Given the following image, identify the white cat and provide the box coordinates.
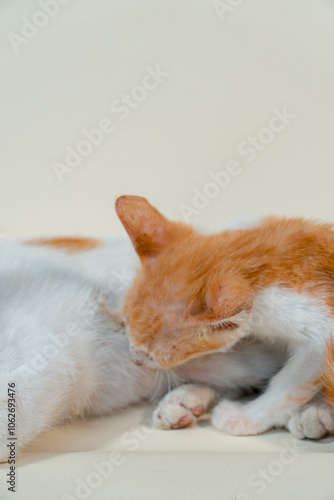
[0,233,332,462]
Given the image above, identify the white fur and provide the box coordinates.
[0,234,332,461]
[0,237,164,460]
[0,237,286,460]
[153,284,334,438]
[153,384,216,429]
[210,286,334,436]
[287,399,334,439]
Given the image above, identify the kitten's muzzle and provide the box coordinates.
[129,347,159,369]
[129,348,149,366]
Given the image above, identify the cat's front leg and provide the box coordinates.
[212,399,263,436]
[212,395,334,439]
[154,384,216,430]
[212,345,326,437]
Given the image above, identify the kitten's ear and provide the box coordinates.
[190,275,254,328]
[115,195,170,263]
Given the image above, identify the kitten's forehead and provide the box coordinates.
[153,299,187,324]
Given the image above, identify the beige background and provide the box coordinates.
[1,1,334,499]
[1,0,334,239]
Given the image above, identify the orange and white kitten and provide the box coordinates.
[116,195,334,438]
[0,233,288,460]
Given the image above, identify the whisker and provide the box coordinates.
[167,372,171,393]
[148,369,167,402]
[148,366,184,403]
[152,370,162,400]
[167,368,182,392]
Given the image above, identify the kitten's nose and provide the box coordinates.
[130,348,148,366]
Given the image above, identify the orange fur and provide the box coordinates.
[115,195,171,263]
[26,237,101,253]
[323,339,334,408]
[116,195,334,413]
[286,377,322,405]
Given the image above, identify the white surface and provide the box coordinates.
[1,404,334,500]
[1,1,334,499]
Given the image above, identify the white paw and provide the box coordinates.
[154,384,216,430]
[287,403,334,440]
[212,400,262,436]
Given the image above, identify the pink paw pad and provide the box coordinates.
[191,405,205,417]
[171,414,194,429]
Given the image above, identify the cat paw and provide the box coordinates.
[212,400,262,436]
[287,403,334,440]
[153,384,216,430]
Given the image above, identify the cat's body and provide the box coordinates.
[2,203,334,461]
[0,235,288,461]
[0,237,154,460]
[116,196,334,438]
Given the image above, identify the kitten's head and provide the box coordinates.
[116,196,254,369]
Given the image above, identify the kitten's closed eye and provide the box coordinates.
[210,321,239,331]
